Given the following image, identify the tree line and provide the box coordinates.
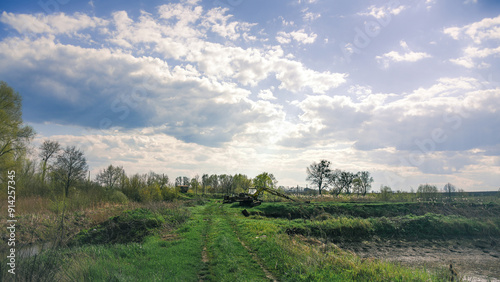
[306,159,374,196]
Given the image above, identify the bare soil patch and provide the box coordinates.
[338,238,500,281]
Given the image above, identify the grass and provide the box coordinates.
[202,204,270,281]
[251,201,500,219]
[4,198,497,281]
[224,204,444,281]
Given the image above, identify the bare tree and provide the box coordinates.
[39,140,61,183]
[443,183,456,201]
[417,184,438,201]
[53,146,88,197]
[306,160,331,195]
[96,164,125,189]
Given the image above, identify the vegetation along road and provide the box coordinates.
[7,197,498,281]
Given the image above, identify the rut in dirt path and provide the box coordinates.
[198,215,210,281]
[198,204,273,281]
[234,232,278,282]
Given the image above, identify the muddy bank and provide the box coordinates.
[338,238,500,281]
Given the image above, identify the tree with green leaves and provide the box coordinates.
[219,174,234,195]
[0,81,35,175]
[233,173,252,194]
[202,173,209,194]
[253,172,277,189]
[353,171,374,196]
[39,140,61,183]
[329,169,355,195]
[53,146,88,197]
[380,185,392,201]
[329,169,342,196]
[191,174,200,195]
[306,160,331,195]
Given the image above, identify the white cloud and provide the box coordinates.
[445,15,500,68]
[257,89,276,100]
[0,11,108,35]
[376,41,431,68]
[276,29,318,45]
[444,15,500,44]
[358,4,406,19]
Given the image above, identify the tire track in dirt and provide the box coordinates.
[235,233,277,282]
[222,207,278,282]
[198,212,211,281]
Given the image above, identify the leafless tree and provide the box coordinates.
[39,140,61,183]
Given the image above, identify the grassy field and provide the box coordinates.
[1,197,499,281]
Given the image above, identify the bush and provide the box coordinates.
[108,190,129,204]
[73,208,164,245]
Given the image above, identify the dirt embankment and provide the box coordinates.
[339,238,500,281]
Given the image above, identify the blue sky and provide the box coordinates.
[1,0,499,191]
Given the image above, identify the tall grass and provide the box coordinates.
[228,206,443,281]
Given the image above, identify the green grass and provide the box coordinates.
[251,201,500,219]
[203,204,270,281]
[224,204,442,281]
[7,200,493,281]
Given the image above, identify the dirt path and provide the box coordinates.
[339,238,500,281]
[234,229,278,282]
[197,204,273,281]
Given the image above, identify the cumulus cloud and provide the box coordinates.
[376,41,431,68]
[257,89,276,100]
[0,3,346,147]
[276,29,318,44]
[280,76,500,176]
[0,11,108,35]
[445,15,500,68]
[358,4,406,19]
[444,14,500,43]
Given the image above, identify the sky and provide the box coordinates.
[0,0,499,192]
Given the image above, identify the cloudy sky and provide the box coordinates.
[1,0,499,191]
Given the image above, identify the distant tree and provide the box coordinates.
[233,174,251,193]
[209,174,219,193]
[96,164,125,190]
[175,176,182,187]
[38,140,61,183]
[253,172,277,189]
[146,172,168,188]
[0,81,35,174]
[338,171,355,194]
[380,185,392,201]
[353,171,374,196]
[443,183,456,201]
[53,146,88,197]
[329,169,342,196]
[306,160,331,195]
[417,184,438,201]
[191,175,200,195]
[219,174,234,195]
[202,174,209,194]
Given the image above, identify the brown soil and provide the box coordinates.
[338,238,500,281]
